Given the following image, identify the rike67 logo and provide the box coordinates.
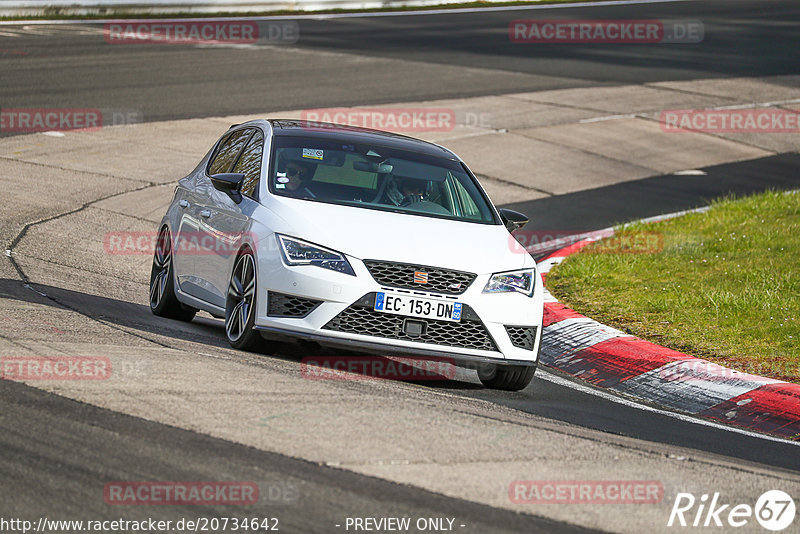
[668,490,795,531]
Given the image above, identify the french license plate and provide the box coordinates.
[374,292,462,322]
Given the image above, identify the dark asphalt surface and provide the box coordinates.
[2,0,800,530]
[0,0,799,124]
[508,153,800,232]
[0,377,596,534]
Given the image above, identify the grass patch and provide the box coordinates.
[1,0,610,21]
[547,190,800,383]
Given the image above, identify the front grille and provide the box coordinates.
[363,260,476,295]
[323,296,497,351]
[505,325,538,350]
[267,292,322,318]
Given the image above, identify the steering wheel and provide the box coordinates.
[400,194,425,207]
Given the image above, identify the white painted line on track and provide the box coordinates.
[542,287,558,303]
[542,317,629,357]
[0,0,694,25]
[533,206,708,258]
[579,113,637,123]
[580,98,800,126]
[536,255,565,274]
[537,368,800,447]
[622,205,710,226]
[711,99,800,110]
[761,98,800,107]
[616,360,781,415]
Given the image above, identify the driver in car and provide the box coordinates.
[279,158,318,198]
[385,175,428,207]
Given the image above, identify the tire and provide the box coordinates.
[225,248,263,351]
[150,226,197,321]
[478,363,537,391]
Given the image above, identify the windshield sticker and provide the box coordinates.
[275,183,286,189]
[302,148,324,160]
[277,176,290,184]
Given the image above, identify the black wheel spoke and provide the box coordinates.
[226,301,242,338]
[158,271,167,302]
[225,253,256,343]
[149,272,161,305]
[150,228,173,309]
[230,274,244,296]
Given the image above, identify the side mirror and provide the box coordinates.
[210,173,245,203]
[498,208,529,232]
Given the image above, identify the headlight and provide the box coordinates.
[483,269,535,297]
[277,234,355,276]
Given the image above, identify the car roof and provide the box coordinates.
[265,119,459,160]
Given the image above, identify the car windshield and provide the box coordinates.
[269,136,498,224]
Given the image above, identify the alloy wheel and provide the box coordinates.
[226,252,256,342]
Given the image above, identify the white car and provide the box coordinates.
[150,119,543,390]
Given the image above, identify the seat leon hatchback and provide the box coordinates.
[151,119,543,390]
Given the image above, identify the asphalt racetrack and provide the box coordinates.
[1,1,799,532]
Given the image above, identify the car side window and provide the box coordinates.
[208,129,253,176]
[443,175,462,217]
[452,173,481,219]
[233,131,264,199]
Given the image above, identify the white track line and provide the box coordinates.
[538,368,800,446]
[533,206,710,258]
[0,0,694,25]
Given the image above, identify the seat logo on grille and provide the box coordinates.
[413,271,428,284]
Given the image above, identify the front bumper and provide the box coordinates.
[253,251,543,365]
[253,325,538,369]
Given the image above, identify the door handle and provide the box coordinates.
[200,209,212,218]
[179,200,190,208]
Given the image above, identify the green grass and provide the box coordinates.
[547,190,800,383]
[0,0,609,21]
